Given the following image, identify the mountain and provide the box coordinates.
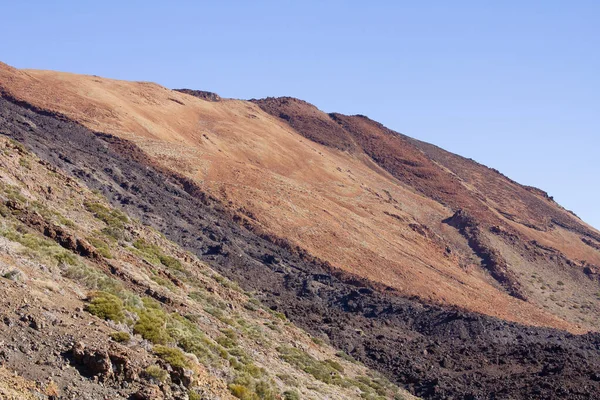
[0,61,599,399]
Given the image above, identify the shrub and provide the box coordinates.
[134,308,171,344]
[85,291,125,322]
[55,251,78,266]
[216,329,238,348]
[229,370,277,400]
[283,390,300,400]
[144,365,169,383]
[324,359,344,373]
[84,201,128,229]
[158,254,183,271]
[229,384,257,400]
[57,215,76,228]
[254,380,277,399]
[278,346,343,384]
[132,239,184,271]
[87,237,113,259]
[243,363,266,379]
[18,157,31,169]
[151,276,176,291]
[188,391,202,400]
[153,345,190,369]
[8,138,27,154]
[62,263,122,294]
[110,331,131,343]
[2,269,22,281]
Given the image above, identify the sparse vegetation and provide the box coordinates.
[0,137,412,400]
[131,238,184,271]
[110,331,131,343]
[84,201,129,229]
[278,346,343,385]
[85,291,125,323]
[86,237,113,258]
[62,262,122,294]
[283,389,300,400]
[144,365,169,383]
[336,351,359,364]
[153,345,190,369]
[188,390,202,400]
[151,275,177,291]
[18,157,31,169]
[134,308,171,344]
[0,227,78,266]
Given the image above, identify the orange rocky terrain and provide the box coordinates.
[1,62,599,335]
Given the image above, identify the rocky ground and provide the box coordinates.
[0,120,410,399]
[2,93,600,399]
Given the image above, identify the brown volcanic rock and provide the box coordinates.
[174,88,221,102]
[252,97,357,151]
[330,113,484,211]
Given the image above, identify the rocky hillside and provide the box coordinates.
[1,62,600,399]
[0,136,411,399]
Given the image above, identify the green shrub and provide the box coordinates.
[18,157,31,169]
[110,331,131,343]
[243,363,266,379]
[216,329,238,348]
[101,226,126,241]
[84,201,128,228]
[151,276,176,291]
[57,215,76,228]
[229,374,277,400]
[229,384,257,400]
[62,263,122,294]
[254,380,277,399]
[278,346,343,385]
[87,237,113,259]
[153,345,190,369]
[188,391,202,400]
[134,308,171,344]
[132,239,184,271]
[54,251,78,266]
[158,254,183,271]
[283,390,300,400]
[144,365,169,383]
[0,182,27,203]
[85,291,125,322]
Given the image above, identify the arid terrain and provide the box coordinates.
[1,61,600,399]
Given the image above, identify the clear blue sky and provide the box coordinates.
[2,1,598,228]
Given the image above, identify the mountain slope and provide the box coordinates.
[1,62,600,399]
[0,134,410,399]
[4,63,599,332]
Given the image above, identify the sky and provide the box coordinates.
[1,1,598,228]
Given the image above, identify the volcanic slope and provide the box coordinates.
[2,63,599,333]
[0,133,411,399]
[2,63,600,399]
